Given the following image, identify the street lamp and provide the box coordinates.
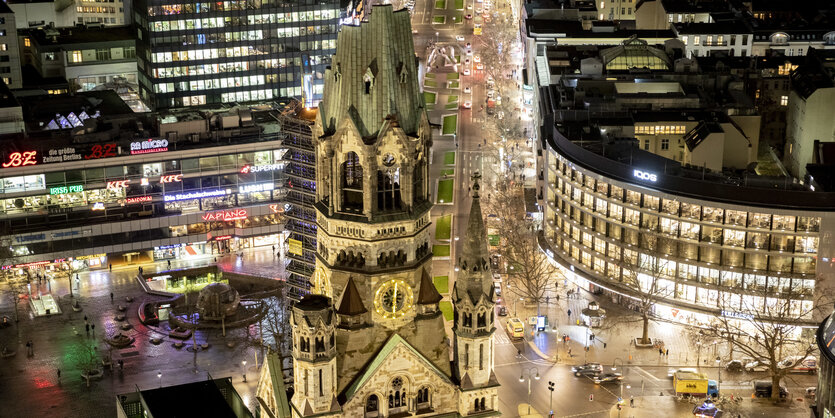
[548,381,555,417]
[157,371,162,388]
[715,356,721,397]
[514,297,523,317]
[696,341,702,365]
[242,360,248,382]
[519,367,540,415]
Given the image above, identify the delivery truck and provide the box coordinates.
[673,370,718,397]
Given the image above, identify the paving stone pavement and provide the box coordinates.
[0,249,278,418]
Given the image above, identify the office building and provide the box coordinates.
[132,0,344,109]
[8,0,128,28]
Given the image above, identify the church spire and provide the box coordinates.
[455,172,493,302]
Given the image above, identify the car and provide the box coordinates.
[753,381,788,398]
[466,48,473,55]
[476,63,484,70]
[463,87,471,93]
[487,90,494,98]
[474,55,481,62]
[463,68,471,75]
[476,7,482,13]
[467,4,473,9]
[498,305,508,316]
[466,42,471,48]
[456,35,465,42]
[465,58,470,65]
[465,13,472,19]
[572,363,603,377]
[412,29,418,34]
[462,101,472,109]
[745,360,769,372]
[593,373,623,384]
[725,360,744,372]
[778,356,817,374]
[493,281,501,294]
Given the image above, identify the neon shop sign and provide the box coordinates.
[107,180,131,190]
[633,169,658,182]
[2,151,38,168]
[201,209,248,221]
[130,139,169,155]
[160,174,182,183]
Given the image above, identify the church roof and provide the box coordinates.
[336,277,367,316]
[258,351,291,418]
[416,268,443,305]
[319,5,425,139]
[341,333,452,402]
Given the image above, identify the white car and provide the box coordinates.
[465,58,470,65]
[462,101,472,109]
[474,55,481,63]
[476,7,482,13]
[456,35,465,42]
[463,68,471,75]
[464,87,471,93]
[745,360,769,372]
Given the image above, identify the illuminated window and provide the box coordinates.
[780,95,788,106]
[24,38,30,47]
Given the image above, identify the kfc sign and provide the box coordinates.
[107,180,131,190]
[160,174,183,183]
[201,209,248,222]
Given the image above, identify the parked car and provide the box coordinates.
[745,360,769,372]
[668,368,698,379]
[778,356,817,374]
[456,35,465,42]
[462,101,472,109]
[725,360,744,372]
[593,373,623,384]
[497,305,508,316]
[572,363,603,377]
[753,381,788,398]
[463,87,471,94]
[493,282,502,296]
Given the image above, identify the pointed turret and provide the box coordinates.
[455,173,494,303]
[336,277,369,329]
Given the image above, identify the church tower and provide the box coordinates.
[289,295,340,416]
[452,174,499,409]
[310,5,433,331]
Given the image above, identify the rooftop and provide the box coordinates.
[24,25,135,47]
[673,22,753,35]
[137,380,241,418]
[541,112,835,210]
[527,19,676,39]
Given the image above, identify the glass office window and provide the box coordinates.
[747,232,769,249]
[795,236,818,254]
[702,226,722,244]
[726,210,746,226]
[624,208,640,226]
[682,203,701,220]
[680,222,699,240]
[661,199,679,215]
[723,230,745,247]
[773,215,795,231]
[626,190,641,206]
[643,195,659,211]
[749,213,771,229]
[610,186,623,200]
[798,216,820,232]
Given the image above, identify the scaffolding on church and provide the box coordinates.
[276,99,318,301]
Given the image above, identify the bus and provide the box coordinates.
[473,16,483,35]
[506,318,525,339]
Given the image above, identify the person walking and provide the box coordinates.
[109,263,112,272]
[110,292,114,302]
[666,348,670,357]
[57,369,61,380]
[567,309,572,318]
[28,340,33,356]
[91,324,95,336]
[83,315,88,323]
[630,396,634,407]
[167,260,171,268]
[25,341,31,356]
[85,323,90,335]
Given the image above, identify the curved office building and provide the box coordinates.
[817,313,835,417]
[539,123,835,324]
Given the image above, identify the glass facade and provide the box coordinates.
[544,151,823,317]
[133,0,342,108]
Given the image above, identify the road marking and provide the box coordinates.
[633,366,661,382]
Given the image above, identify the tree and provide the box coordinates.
[615,235,676,345]
[3,270,32,323]
[77,340,102,387]
[486,178,561,315]
[62,259,87,298]
[705,288,828,401]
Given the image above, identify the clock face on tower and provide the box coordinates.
[374,279,414,319]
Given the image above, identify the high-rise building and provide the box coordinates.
[256,6,499,417]
[132,0,343,109]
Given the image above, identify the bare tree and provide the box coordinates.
[615,236,676,345]
[77,341,102,387]
[2,270,32,323]
[487,179,561,315]
[705,287,828,401]
[61,259,87,298]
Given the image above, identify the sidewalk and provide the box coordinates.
[606,395,812,418]
[511,286,730,369]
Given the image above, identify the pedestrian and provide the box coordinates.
[85,323,90,335]
[109,263,112,272]
[83,315,88,323]
[659,348,663,356]
[118,359,124,370]
[517,349,521,358]
[556,294,560,301]
[28,340,33,356]
[567,309,572,318]
[110,292,114,302]
[167,259,171,268]
[57,369,61,379]
[568,348,572,356]
[666,348,669,356]
[545,296,550,304]
[630,396,634,407]
[25,341,30,355]
[91,324,95,335]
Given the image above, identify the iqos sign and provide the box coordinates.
[633,169,658,182]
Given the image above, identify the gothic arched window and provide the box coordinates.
[376,164,402,212]
[366,394,379,412]
[341,152,363,213]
